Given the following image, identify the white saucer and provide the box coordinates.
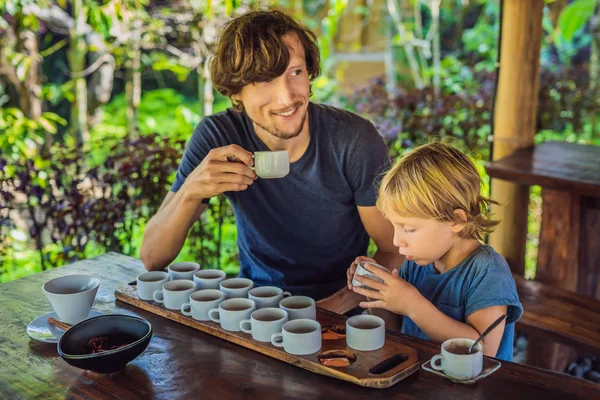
[421,356,501,384]
[26,310,103,343]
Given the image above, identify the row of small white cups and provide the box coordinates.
[137,270,315,317]
[137,267,385,354]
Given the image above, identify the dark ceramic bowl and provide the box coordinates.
[57,314,152,373]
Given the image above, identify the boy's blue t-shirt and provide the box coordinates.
[171,103,389,300]
[399,245,523,361]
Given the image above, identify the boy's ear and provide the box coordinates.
[451,209,468,233]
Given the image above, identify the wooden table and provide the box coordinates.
[1,253,598,400]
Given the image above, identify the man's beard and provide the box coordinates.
[251,106,308,140]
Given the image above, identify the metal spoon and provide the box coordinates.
[468,313,508,354]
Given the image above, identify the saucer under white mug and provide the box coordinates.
[421,356,501,384]
[26,310,103,343]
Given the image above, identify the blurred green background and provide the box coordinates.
[1,0,599,282]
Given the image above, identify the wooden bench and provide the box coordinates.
[514,274,600,370]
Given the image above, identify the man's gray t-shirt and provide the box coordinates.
[171,102,389,299]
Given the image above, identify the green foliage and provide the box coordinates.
[558,0,599,41]
[0,108,66,159]
[2,0,600,284]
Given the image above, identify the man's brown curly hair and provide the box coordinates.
[210,10,321,112]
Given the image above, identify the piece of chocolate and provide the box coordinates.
[321,357,351,367]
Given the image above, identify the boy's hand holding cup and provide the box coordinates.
[351,260,424,317]
[347,256,379,290]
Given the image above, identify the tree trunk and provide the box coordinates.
[590,5,600,90]
[68,0,89,150]
[203,61,214,117]
[431,0,441,96]
[386,0,424,89]
[197,65,205,119]
[126,44,141,139]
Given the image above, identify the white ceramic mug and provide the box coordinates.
[219,278,254,299]
[346,315,385,351]
[137,271,169,301]
[252,151,289,179]
[193,269,226,290]
[279,296,316,320]
[181,289,225,321]
[153,280,196,310]
[271,319,322,355]
[208,298,256,332]
[248,286,292,309]
[240,307,288,342]
[167,262,200,280]
[431,338,483,380]
[42,275,100,325]
[351,261,389,289]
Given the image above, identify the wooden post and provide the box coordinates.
[488,0,544,276]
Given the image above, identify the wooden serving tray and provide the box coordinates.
[115,283,420,388]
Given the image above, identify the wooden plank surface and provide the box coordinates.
[485,141,600,197]
[2,253,600,400]
[514,274,600,355]
[115,282,420,388]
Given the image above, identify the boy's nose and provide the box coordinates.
[393,234,408,248]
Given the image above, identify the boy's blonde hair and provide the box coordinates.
[377,140,499,241]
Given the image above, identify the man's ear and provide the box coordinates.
[451,209,468,233]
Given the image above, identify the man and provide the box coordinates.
[141,10,403,315]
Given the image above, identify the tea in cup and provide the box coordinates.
[252,151,289,179]
[167,262,200,280]
[153,280,196,310]
[279,296,316,320]
[181,289,225,321]
[219,278,254,299]
[240,307,288,342]
[271,319,322,355]
[137,271,169,301]
[248,286,292,309]
[42,275,100,325]
[431,338,483,380]
[193,269,226,290]
[208,298,256,332]
[346,315,385,351]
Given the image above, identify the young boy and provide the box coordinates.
[347,141,523,361]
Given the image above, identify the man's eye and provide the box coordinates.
[292,69,302,76]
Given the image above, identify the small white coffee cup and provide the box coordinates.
[153,280,196,310]
[248,286,292,309]
[252,151,289,179]
[193,269,226,290]
[346,315,385,351]
[181,289,225,321]
[431,338,483,380]
[351,261,389,289]
[240,307,288,342]
[42,275,100,325]
[279,296,316,320]
[220,278,254,299]
[137,271,169,301]
[167,262,200,280]
[208,298,256,332]
[271,319,322,355]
